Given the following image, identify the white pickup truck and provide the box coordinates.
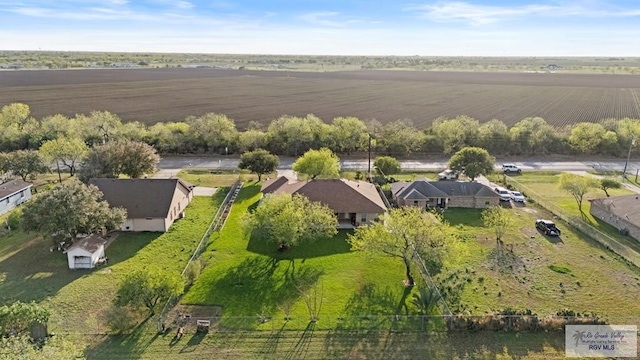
[438,169,459,180]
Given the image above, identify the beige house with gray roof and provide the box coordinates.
[90,178,194,232]
[590,195,640,242]
[261,177,388,228]
[391,180,500,209]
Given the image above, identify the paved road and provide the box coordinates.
[158,156,640,173]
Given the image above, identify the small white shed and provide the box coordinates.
[64,235,107,270]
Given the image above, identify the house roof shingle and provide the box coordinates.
[0,180,32,200]
[590,195,640,227]
[89,178,194,218]
[262,177,387,213]
[395,180,501,200]
[65,234,107,254]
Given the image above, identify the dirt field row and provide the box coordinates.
[1,69,639,128]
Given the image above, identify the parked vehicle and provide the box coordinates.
[438,169,459,180]
[502,164,522,173]
[535,219,561,236]
[510,191,526,202]
[495,187,512,202]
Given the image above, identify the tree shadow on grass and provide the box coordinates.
[202,256,323,328]
[247,230,352,260]
[84,315,158,360]
[0,232,159,303]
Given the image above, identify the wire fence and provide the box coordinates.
[504,176,640,268]
[52,313,637,336]
[156,180,243,331]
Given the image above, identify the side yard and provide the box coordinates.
[0,193,225,336]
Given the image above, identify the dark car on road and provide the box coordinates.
[535,219,561,236]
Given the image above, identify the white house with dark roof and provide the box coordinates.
[391,180,501,209]
[261,177,387,228]
[0,180,32,216]
[64,234,107,269]
[89,178,195,232]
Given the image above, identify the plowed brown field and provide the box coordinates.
[1,68,639,128]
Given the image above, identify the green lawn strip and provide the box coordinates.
[0,194,225,335]
[183,183,412,330]
[177,169,271,188]
[442,206,640,323]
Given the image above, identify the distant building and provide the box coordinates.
[0,180,32,216]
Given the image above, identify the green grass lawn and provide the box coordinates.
[177,169,273,188]
[0,193,225,335]
[506,172,640,256]
[182,183,414,330]
[440,203,640,324]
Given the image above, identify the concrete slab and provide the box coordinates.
[193,186,216,196]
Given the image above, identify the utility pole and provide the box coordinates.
[367,133,372,181]
[623,136,635,179]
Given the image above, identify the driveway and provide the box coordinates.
[152,167,216,196]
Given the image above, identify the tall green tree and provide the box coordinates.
[78,140,159,181]
[186,113,239,153]
[477,119,511,154]
[448,147,495,181]
[330,116,368,154]
[482,206,514,253]
[599,178,622,197]
[21,180,126,245]
[244,193,337,250]
[39,137,88,177]
[2,150,49,181]
[0,301,49,337]
[348,207,453,286]
[377,119,424,156]
[292,148,340,179]
[558,173,598,214]
[118,140,160,178]
[569,123,618,154]
[0,334,86,360]
[430,116,480,154]
[113,269,184,314]
[374,156,401,177]
[238,149,279,181]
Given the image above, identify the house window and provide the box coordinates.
[485,201,490,205]
[145,217,153,220]
[20,191,24,198]
[5,198,8,205]
[361,214,367,223]
[413,200,419,206]
[178,203,181,211]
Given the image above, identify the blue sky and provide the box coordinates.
[1,0,639,55]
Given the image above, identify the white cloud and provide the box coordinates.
[409,1,640,25]
[298,11,363,27]
[2,24,639,56]
[176,1,192,10]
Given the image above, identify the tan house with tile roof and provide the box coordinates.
[590,194,640,242]
[261,177,387,228]
[90,178,195,232]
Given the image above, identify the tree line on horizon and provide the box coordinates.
[0,103,639,158]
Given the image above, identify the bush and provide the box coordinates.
[4,211,21,230]
[185,258,206,287]
[105,306,137,334]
